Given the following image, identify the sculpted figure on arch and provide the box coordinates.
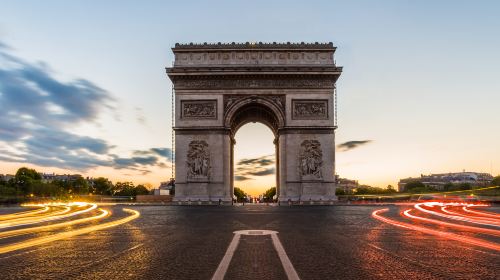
[299,140,323,179]
[187,140,210,179]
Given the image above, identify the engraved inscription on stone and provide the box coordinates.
[298,140,323,180]
[187,140,210,180]
[292,100,328,120]
[181,100,217,119]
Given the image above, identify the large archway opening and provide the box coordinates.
[226,99,283,203]
[233,122,276,202]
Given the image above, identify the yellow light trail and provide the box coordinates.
[0,203,97,229]
[0,206,71,228]
[0,208,140,254]
[0,209,109,239]
[0,206,50,221]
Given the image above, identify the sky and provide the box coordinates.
[0,1,499,196]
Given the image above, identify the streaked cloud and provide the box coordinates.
[337,140,372,152]
[235,155,275,181]
[0,41,171,173]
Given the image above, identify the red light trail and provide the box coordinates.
[372,202,500,251]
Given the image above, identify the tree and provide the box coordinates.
[263,187,276,201]
[112,182,136,196]
[404,180,425,191]
[491,176,500,186]
[458,183,471,190]
[135,184,150,195]
[15,167,41,181]
[92,177,113,195]
[233,187,246,202]
[443,182,454,191]
[72,176,89,194]
[386,185,396,193]
[15,167,42,195]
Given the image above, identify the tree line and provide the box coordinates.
[0,167,150,199]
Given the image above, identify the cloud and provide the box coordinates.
[235,175,251,181]
[337,140,372,151]
[237,157,274,167]
[235,155,275,179]
[135,107,147,125]
[245,167,275,176]
[149,148,172,161]
[0,41,171,174]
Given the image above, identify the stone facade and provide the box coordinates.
[166,42,342,202]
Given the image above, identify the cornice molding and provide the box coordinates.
[173,42,335,51]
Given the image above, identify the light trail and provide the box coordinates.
[0,203,97,229]
[0,206,71,228]
[372,208,500,251]
[462,206,500,219]
[440,206,500,225]
[0,209,109,239]
[0,206,50,221]
[414,203,500,228]
[402,209,500,237]
[0,208,139,254]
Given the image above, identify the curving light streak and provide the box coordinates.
[462,206,500,219]
[0,203,97,229]
[402,209,500,237]
[0,206,50,221]
[0,209,109,239]
[1,206,70,223]
[414,203,500,228]
[373,208,500,251]
[0,206,71,228]
[440,206,500,225]
[0,208,140,254]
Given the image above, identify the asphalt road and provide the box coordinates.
[0,204,498,280]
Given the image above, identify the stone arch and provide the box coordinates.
[167,42,342,203]
[224,96,284,201]
[224,96,285,137]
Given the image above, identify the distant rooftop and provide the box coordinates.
[173,42,335,50]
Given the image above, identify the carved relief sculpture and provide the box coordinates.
[298,140,323,179]
[187,140,210,179]
[292,100,328,119]
[181,100,217,119]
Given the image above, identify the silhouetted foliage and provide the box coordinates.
[0,167,152,200]
[92,177,114,195]
[355,185,397,195]
[335,188,346,195]
[491,176,500,186]
[404,180,425,191]
[233,187,246,202]
[263,187,276,201]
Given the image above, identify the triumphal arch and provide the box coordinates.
[166,42,342,203]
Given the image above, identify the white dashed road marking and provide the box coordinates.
[212,230,300,280]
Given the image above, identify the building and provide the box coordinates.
[0,174,15,182]
[398,172,493,192]
[39,173,84,183]
[336,177,359,194]
[153,180,175,195]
